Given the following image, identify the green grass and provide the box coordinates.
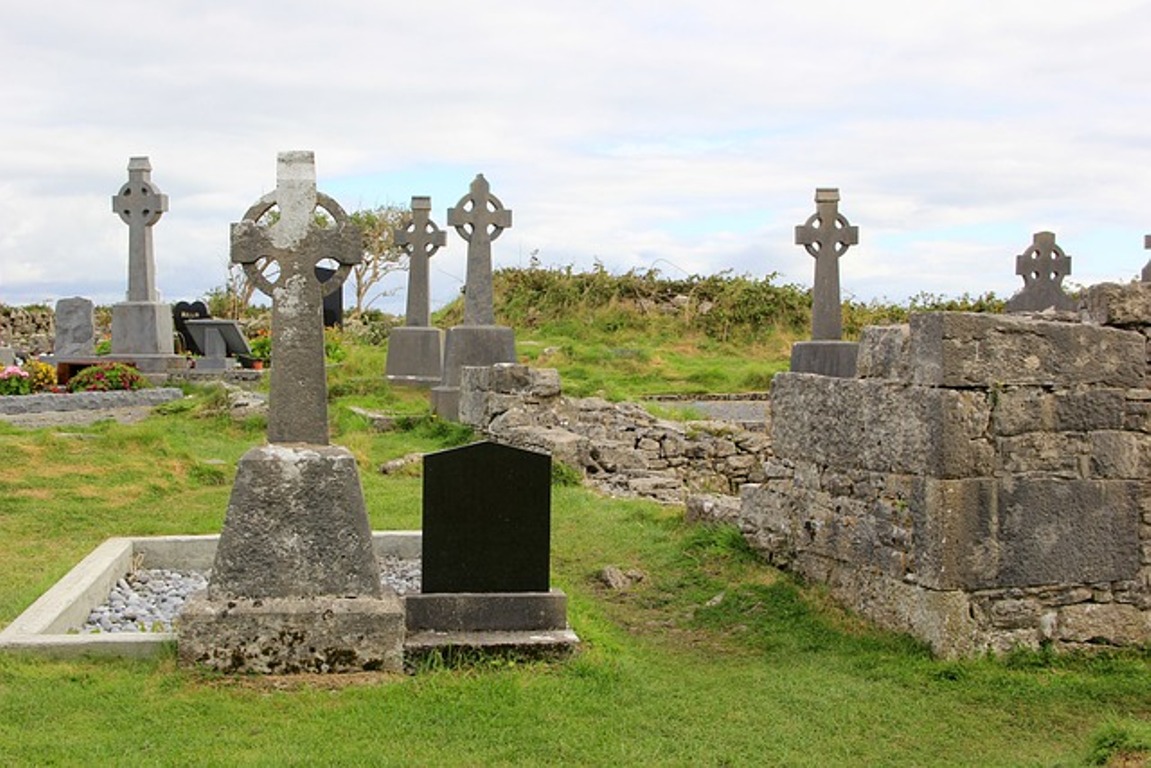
[2,304,1147,765]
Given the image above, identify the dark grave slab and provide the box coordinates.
[314,265,343,328]
[422,441,551,593]
[173,300,210,355]
[185,318,251,371]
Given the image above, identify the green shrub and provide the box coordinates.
[67,362,150,392]
[0,365,32,395]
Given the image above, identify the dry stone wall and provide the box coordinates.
[457,364,770,504]
[0,305,54,357]
[740,288,1151,657]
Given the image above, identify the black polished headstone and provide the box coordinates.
[422,441,551,593]
[314,265,343,328]
[173,300,211,355]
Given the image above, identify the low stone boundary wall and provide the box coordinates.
[0,388,184,415]
[457,364,770,504]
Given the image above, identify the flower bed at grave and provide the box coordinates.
[67,362,149,392]
[0,365,31,396]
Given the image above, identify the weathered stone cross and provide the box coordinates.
[112,157,168,302]
[1142,234,1150,282]
[448,174,512,326]
[230,151,361,445]
[397,196,446,327]
[795,188,858,340]
[1004,231,1077,312]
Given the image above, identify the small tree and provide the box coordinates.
[349,204,411,318]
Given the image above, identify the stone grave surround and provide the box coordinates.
[179,151,402,674]
[789,188,860,378]
[386,195,447,386]
[431,174,517,420]
[740,283,1151,657]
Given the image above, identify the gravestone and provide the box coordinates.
[386,196,447,386]
[109,157,181,371]
[789,188,860,377]
[173,300,210,355]
[431,175,517,420]
[406,441,573,641]
[184,319,250,371]
[314,265,344,328]
[0,347,13,366]
[179,151,402,674]
[1005,231,1078,312]
[52,297,96,357]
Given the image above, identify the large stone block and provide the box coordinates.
[856,324,910,381]
[991,388,1126,437]
[384,325,443,386]
[770,373,992,477]
[111,301,175,356]
[1085,281,1151,328]
[210,445,382,600]
[912,477,1141,590]
[909,312,1144,389]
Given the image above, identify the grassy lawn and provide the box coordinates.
[2,335,1150,766]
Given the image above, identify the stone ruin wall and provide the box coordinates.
[740,282,1151,657]
[456,364,770,506]
[0,305,55,356]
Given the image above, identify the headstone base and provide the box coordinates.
[211,444,382,599]
[789,340,860,378]
[405,590,569,633]
[385,326,444,387]
[432,325,516,420]
[177,593,404,673]
[111,301,175,357]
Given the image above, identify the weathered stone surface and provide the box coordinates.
[386,196,446,386]
[210,445,382,600]
[1004,231,1077,313]
[1056,602,1149,646]
[794,187,858,341]
[788,340,859,378]
[231,151,361,445]
[52,297,95,357]
[910,312,1144,389]
[1085,281,1151,327]
[856,324,910,380]
[178,593,403,673]
[771,373,992,477]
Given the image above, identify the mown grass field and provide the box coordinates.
[2,273,1147,766]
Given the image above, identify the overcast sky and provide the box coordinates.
[1,1,1149,315]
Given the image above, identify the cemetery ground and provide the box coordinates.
[4,312,1151,765]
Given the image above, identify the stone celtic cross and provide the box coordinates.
[1005,231,1076,312]
[448,174,512,326]
[1142,234,1150,282]
[112,157,168,302]
[397,196,446,327]
[795,188,858,340]
[230,151,361,445]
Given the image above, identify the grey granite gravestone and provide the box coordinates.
[789,188,860,377]
[405,441,573,643]
[184,319,250,371]
[1005,231,1078,312]
[386,196,446,387]
[109,157,181,371]
[431,175,517,420]
[52,297,96,357]
[179,151,402,674]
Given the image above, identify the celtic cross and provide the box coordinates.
[230,151,361,445]
[397,196,446,327]
[1005,231,1077,312]
[448,174,512,326]
[112,157,168,302]
[795,188,858,340]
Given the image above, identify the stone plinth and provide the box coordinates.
[385,326,443,387]
[405,590,568,632]
[210,445,381,599]
[431,325,516,420]
[178,593,403,673]
[788,340,859,378]
[111,301,176,360]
